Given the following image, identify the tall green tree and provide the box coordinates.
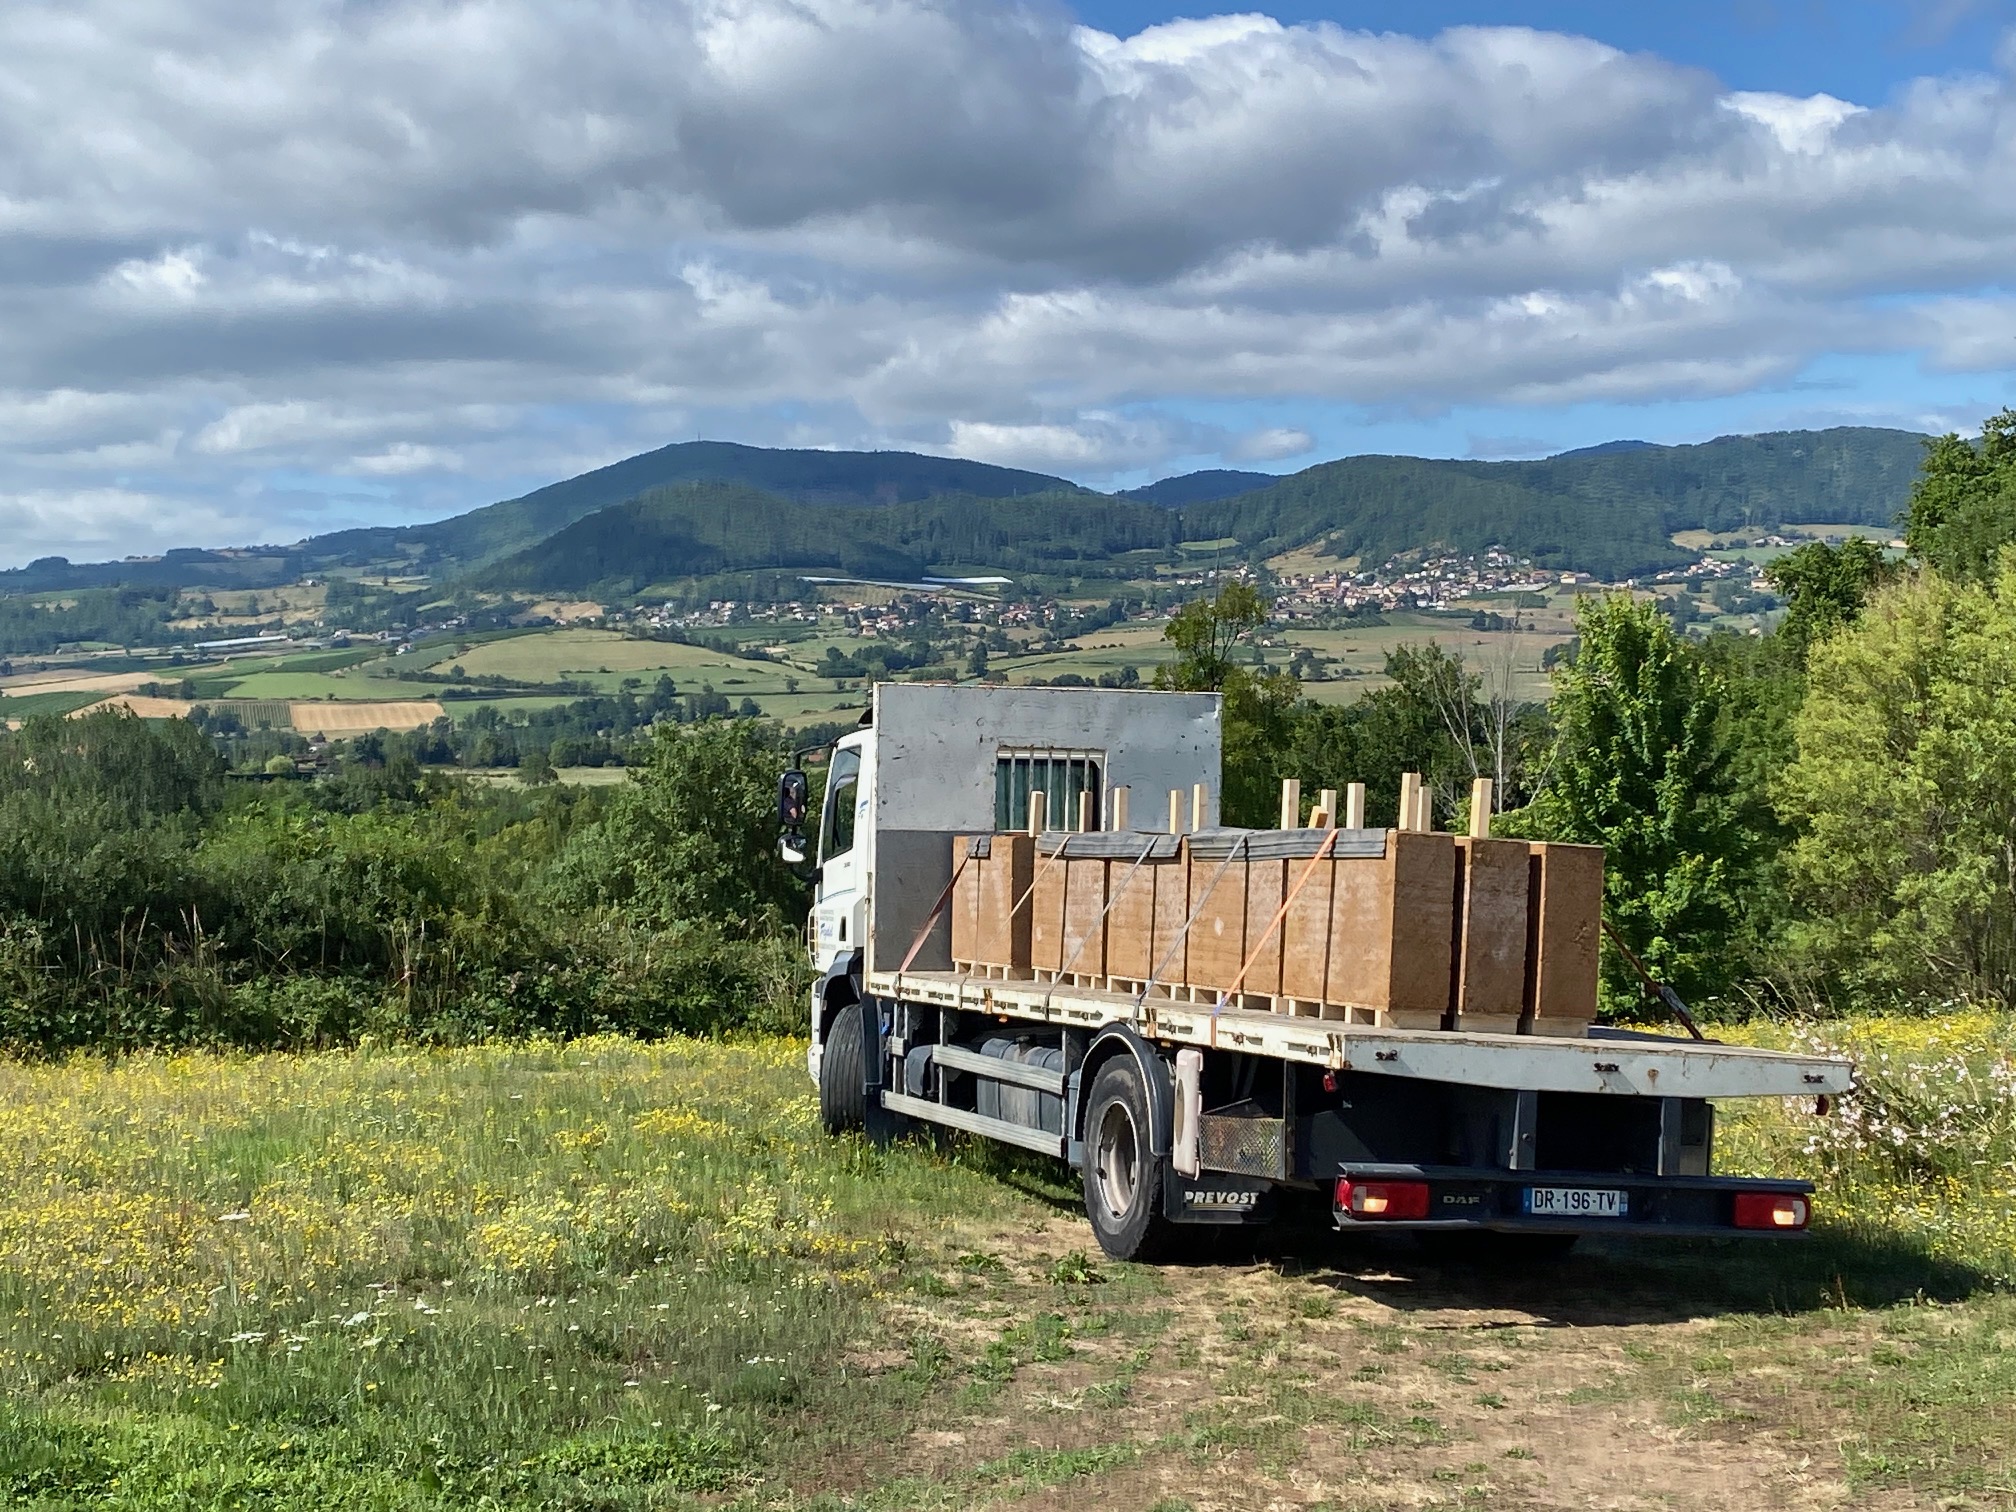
[1764,536,1897,663]
[1156,583,1299,826]
[1509,595,1751,1004]
[545,718,806,931]
[1904,409,2016,584]
[1778,560,2016,1004]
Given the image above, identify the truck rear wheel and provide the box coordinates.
[819,1002,867,1134]
[1081,1058,1180,1262]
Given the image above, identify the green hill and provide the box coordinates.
[475,483,1181,593]
[300,441,1091,573]
[0,427,1935,598]
[1186,427,1926,578]
[1122,469,1277,507]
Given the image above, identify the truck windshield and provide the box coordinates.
[821,747,862,862]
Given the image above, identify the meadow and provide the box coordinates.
[422,630,803,694]
[3,1015,2010,1510]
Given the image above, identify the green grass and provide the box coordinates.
[0,689,103,718]
[4,1019,2011,1508]
[0,1038,1028,1510]
[423,629,797,694]
[222,671,446,700]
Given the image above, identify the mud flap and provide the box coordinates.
[1164,1171,1276,1224]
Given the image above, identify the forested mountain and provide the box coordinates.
[476,483,1181,593]
[1186,427,1926,578]
[1122,469,1277,507]
[301,441,1091,573]
[0,427,1933,597]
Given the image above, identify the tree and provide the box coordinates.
[1777,560,2016,1004]
[1904,409,2016,584]
[545,718,805,931]
[1155,583,1297,826]
[1764,537,1896,662]
[1159,582,1268,692]
[1507,595,1751,1004]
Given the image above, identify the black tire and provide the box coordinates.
[819,1001,867,1135]
[1081,1058,1180,1262]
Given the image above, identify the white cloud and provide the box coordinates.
[1228,427,1314,462]
[1,0,2015,562]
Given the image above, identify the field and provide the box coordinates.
[3,1016,2010,1510]
[0,688,105,720]
[423,630,802,693]
[289,700,447,734]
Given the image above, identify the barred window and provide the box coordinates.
[995,749,1104,832]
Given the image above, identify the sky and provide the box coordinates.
[2,0,2014,567]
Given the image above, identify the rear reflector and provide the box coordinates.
[1732,1192,1810,1231]
[1335,1178,1430,1220]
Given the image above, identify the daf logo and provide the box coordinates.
[1185,1190,1258,1208]
[1439,1192,1482,1207]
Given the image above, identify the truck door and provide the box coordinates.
[814,741,867,974]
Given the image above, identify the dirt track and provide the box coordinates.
[822,1209,2009,1512]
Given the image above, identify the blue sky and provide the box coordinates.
[1077,0,2015,100]
[1072,0,2016,484]
[2,0,2014,560]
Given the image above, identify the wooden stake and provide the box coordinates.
[1077,789,1094,834]
[1398,772,1420,832]
[1317,788,1338,829]
[1192,782,1209,832]
[1468,777,1494,839]
[1344,782,1366,831]
[1110,786,1130,832]
[1307,807,1331,828]
[1169,788,1184,835]
[1027,790,1047,836]
[1279,777,1301,830]
[1414,781,1433,833]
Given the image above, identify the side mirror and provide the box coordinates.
[778,769,810,866]
[779,769,809,830]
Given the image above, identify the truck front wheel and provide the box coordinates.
[1081,1058,1180,1262]
[819,1002,867,1134]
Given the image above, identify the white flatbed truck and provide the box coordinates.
[780,684,1852,1261]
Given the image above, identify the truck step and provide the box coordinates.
[931,1042,1067,1095]
[881,1091,1069,1156]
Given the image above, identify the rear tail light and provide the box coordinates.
[1733,1192,1810,1231]
[1335,1178,1430,1220]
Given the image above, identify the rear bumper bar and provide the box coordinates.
[1332,1162,1815,1238]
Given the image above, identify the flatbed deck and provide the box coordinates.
[869,969,1853,1100]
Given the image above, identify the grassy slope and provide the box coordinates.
[1,1020,2008,1510]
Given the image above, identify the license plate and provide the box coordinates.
[1524,1186,1627,1218]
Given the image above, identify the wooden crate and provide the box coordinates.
[1326,830,1456,1028]
[1183,848,1248,993]
[1060,854,1110,980]
[1526,841,1604,1035]
[1103,854,1166,984]
[1451,836,1531,1034]
[1149,844,1193,989]
[1279,846,1335,1003]
[951,833,1035,974]
[1029,841,1070,975]
[1240,857,1286,1000]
